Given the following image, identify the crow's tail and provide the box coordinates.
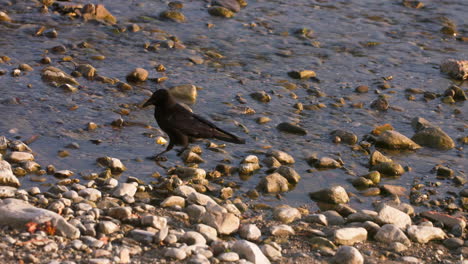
[214,129,246,144]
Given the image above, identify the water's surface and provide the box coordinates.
[0,0,466,210]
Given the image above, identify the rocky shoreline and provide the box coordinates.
[0,132,467,264]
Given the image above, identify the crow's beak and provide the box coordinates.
[142,98,153,107]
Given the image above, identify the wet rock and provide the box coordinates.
[309,186,349,204]
[271,224,295,236]
[440,59,468,80]
[161,196,185,208]
[126,68,148,82]
[370,97,389,111]
[0,136,8,150]
[269,150,295,164]
[201,210,239,235]
[181,150,204,163]
[54,170,74,178]
[6,151,34,163]
[96,157,126,174]
[256,116,271,124]
[407,225,446,243]
[117,82,132,91]
[18,64,33,72]
[377,205,411,229]
[310,156,342,169]
[0,186,16,198]
[381,184,407,196]
[160,10,186,23]
[76,64,96,79]
[41,66,79,86]
[375,130,421,150]
[82,4,117,24]
[330,246,364,264]
[0,198,79,239]
[355,85,369,93]
[0,161,20,187]
[239,224,261,241]
[369,150,393,166]
[250,91,271,102]
[273,205,301,224]
[331,130,358,145]
[372,162,405,176]
[375,224,411,246]
[188,56,204,65]
[288,70,316,79]
[232,240,271,264]
[334,227,367,246]
[169,84,197,103]
[275,166,300,184]
[410,118,455,150]
[0,11,11,22]
[305,213,328,226]
[113,183,137,198]
[445,85,467,101]
[218,252,240,262]
[277,122,307,135]
[420,211,466,230]
[257,173,289,193]
[212,0,241,12]
[208,6,234,18]
[175,167,206,180]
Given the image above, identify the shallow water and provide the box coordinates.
[0,0,466,211]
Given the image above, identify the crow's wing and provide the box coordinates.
[168,103,245,143]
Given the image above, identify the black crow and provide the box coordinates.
[143,89,245,160]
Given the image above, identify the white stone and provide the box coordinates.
[98,221,119,234]
[334,227,367,246]
[218,252,240,262]
[331,246,364,264]
[78,188,102,201]
[273,205,301,224]
[187,192,217,206]
[261,244,282,261]
[180,231,206,246]
[6,151,34,163]
[232,240,271,264]
[377,205,411,229]
[0,198,79,239]
[141,215,167,230]
[165,247,187,260]
[374,224,411,246]
[113,183,137,197]
[271,224,295,236]
[406,225,446,244]
[201,210,239,235]
[161,196,185,208]
[195,224,218,242]
[239,224,262,241]
[174,185,197,197]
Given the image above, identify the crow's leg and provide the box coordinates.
[176,136,190,156]
[152,142,174,161]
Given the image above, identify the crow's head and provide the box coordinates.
[142,89,173,107]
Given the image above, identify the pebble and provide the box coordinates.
[141,215,167,230]
[180,231,206,245]
[309,186,350,204]
[232,240,271,264]
[330,246,364,264]
[112,183,137,198]
[239,224,262,241]
[273,205,301,224]
[269,150,295,164]
[78,188,102,201]
[218,252,240,262]
[261,243,282,261]
[126,68,148,82]
[376,205,411,229]
[165,247,187,260]
[195,224,218,242]
[98,221,119,235]
[275,166,301,184]
[201,210,239,235]
[270,224,295,236]
[374,224,411,246]
[406,225,446,243]
[334,227,367,246]
[257,173,289,193]
[6,151,34,163]
[161,196,185,208]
